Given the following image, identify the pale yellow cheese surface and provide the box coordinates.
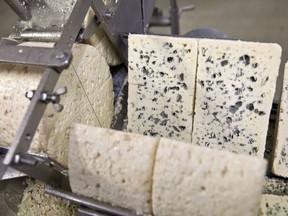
[0,43,114,166]
[258,194,288,216]
[69,123,159,215]
[153,138,267,216]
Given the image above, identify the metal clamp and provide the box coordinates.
[26,87,67,112]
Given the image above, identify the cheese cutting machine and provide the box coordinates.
[0,0,194,215]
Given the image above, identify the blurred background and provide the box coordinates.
[0,0,287,101]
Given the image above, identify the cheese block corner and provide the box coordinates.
[258,194,288,216]
[192,39,282,158]
[68,124,160,215]
[127,34,198,143]
[152,138,267,216]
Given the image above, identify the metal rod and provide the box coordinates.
[0,45,71,68]
[79,206,111,216]
[55,0,92,51]
[4,0,31,21]
[20,30,62,42]
[170,0,180,35]
[45,186,138,216]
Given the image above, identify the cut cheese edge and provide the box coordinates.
[0,43,114,166]
[258,194,288,216]
[152,138,267,216]
[83,8,122,66]
[127,34,198,142]
[192,39,281,157]
[68,123,159,215]
[272,62,288,177]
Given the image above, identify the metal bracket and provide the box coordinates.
[45,186,139,216]
[0,0,93,183]
[150,0,194,35]
[0,0,150,188]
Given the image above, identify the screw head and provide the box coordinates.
[25,90,35,100]
[14,154,21,164]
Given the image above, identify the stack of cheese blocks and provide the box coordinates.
[126,35,288,215]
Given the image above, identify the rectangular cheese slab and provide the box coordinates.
[152,138,267,216]
[0,43,114,166]
[192,39,281,157]
[127,34,198,142]
[272,62,288,177]
[68,124,159,215]
[258,194,288,216]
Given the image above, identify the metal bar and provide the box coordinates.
[0,45,71,69]
[55,0,92,51]
[142,0,156,33]
[4,0,31,21]
[79,207,111,216]
[19,30,62,42]
[45,186,138,216]
[170,0,180,35]
[2,68,60,166]
[82,17,100,40]
[9,153,70,190]
[91,0,144,66]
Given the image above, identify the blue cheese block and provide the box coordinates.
[152,138,267,216]
[192,39,281,157]
[272,62,288,177]
[263,177,288,194]
[0,43,114,166]
[127,34,198,142]
[69,124,159,215]
[258,194,288,216]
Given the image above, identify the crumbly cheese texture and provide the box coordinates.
[0,43,113,166]
[192,39,281,157]
[83,8,122,66]
[263,177,288,194]
[17,179,78,216]
[272,62,288,177]
[258,194,288,216]
[152,138,267,216]
[127,34,198,142]
[68,123,159,215]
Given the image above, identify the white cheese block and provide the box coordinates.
[192,39,281,157]
[68,123,159,215]
[18,179,77,216]
[152,138,267,216]
[127,34,198,142]
[258,194,288,216]
[83,8,122,66]
[272,62,288,177]
[0,43,114,166]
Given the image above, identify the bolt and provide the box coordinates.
[25,90,35,100]
[14,154,21,164]
[104,11,113,19]
[56,52,66,60]
[40,92,48,102]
